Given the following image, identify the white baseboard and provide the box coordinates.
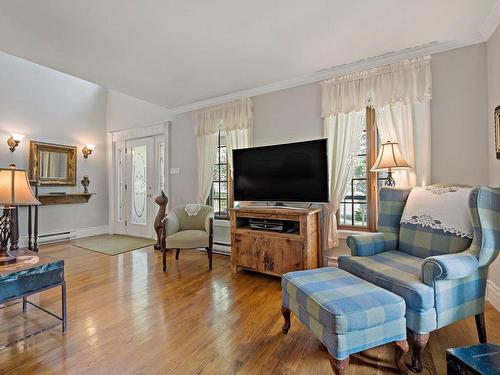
[74,225,110,239]
[486,280,500,311]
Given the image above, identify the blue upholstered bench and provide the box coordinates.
[281,267,409,374]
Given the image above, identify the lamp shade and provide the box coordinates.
[0,165,40,206]
[371,141,411,172]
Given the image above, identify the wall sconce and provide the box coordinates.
[7,134,25,152]
[82,144,95,159]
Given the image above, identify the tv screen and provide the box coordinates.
[233,139,329,203]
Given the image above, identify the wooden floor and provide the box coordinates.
[0,242,498,375]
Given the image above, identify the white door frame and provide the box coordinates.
[108,122,171,237]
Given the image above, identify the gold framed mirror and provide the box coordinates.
[29,141,77,185]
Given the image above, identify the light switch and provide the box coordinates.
[170,167,180,175]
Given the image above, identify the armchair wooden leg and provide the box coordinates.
[206,246,213,271]
[475,313,487,343]
[394,339,410,374]
[175,249,180,260]
[162,250,167,272]
[329,355,349,375]
[281,306,291,334]
[407,330,429,373]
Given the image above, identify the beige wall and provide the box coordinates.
[253,83,322,146]
[488,26,500,186]
[0,51,109,236]
[106,89,173,132]
[487,25,500,295]
[169,111,197,208]
[431,43,489,185]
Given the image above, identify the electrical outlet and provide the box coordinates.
[170,167,180,175]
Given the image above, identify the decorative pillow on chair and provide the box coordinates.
[398,185,473,258]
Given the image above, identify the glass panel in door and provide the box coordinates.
[131,145,148,225]
[158,142,165,193]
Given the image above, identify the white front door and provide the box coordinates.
[125,137,155,238]
[111,123,170,239]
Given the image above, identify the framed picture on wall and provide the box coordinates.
[496,105,500,159]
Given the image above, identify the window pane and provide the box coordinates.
[212,167,219,181]
[353,179,367,201]
[338,111,368,228]
[212,199,220,215]
[220,199,228,216]
[352,155,367,178]
[353,203,367,227]
[209,131,230,219]
[219,166,227,182]
[359,131,367,154]
[339,202,351,226]
[220,146,227,163]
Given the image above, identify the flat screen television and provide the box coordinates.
[233,139,329,203]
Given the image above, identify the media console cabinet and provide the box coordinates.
[229,207,321,276]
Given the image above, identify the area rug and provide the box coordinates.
[72,234,156,255]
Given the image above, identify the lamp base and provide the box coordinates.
[385,171,396,187]
[0,208,16,265]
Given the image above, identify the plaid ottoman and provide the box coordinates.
[281,267,409,374]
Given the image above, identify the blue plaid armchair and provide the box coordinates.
[338,186,500,372]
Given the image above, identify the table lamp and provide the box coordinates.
[0,164,40,265]
[371,141,411,187]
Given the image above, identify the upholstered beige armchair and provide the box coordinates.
[160,205,214,272]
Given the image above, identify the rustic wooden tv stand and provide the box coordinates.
[229,206,321,276]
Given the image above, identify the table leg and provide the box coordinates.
[33,204,39,252]
[62,282,67,333]
[28,205,32,250]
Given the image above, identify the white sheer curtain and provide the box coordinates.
[196,98,253,204]
[376,102,431,187]
[321,56,432,248]
[196,130,219,204]
[324,112,364,248]
[226,128,251,171]
[222,98,253,170]
[321,57,432,117]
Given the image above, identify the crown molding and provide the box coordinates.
[171,38,484,114]
[480,0,500,41]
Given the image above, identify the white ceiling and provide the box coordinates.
[0,1,497,110]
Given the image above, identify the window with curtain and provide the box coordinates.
[337,107,387,231]
[208,131,229,219]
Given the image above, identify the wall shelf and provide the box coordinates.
[38,193,94,205]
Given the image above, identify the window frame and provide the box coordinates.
[208,131,232,220]
[337,107,378,232]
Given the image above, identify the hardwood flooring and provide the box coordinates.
[0,242,498,375]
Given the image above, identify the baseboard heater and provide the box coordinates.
[38,231,77,244]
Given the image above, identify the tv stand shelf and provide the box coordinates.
[230,207,321,276]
